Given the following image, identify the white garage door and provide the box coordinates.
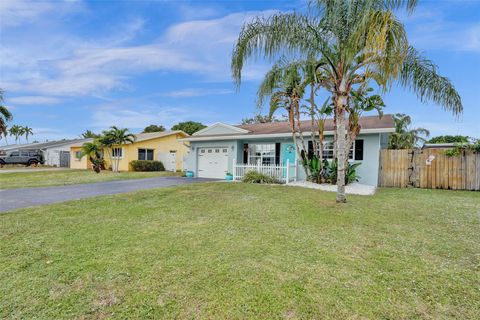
[197,147,229,178]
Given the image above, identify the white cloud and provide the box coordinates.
[0,0,83,27]
[8,96,63,105]
[405,7,480,52]
[0,9,275,99]
[163,88,234,98]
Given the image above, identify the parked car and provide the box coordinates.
[0,149,45,167]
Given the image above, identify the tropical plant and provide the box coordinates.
[241,114,282,124]
[428,135,470,144]
[388,113,430,149]
[23,126,33,142]
[104,126,135,172]
[231,0,462,202]
[171,121,206,135]
[81,130,99,139]
[444,140,480,157]
[81,141,104,173]
[242,170,275,184]
[323,159,361,185]
[0,90,12,143]
[9,125,23,144]
[142,124,165,133]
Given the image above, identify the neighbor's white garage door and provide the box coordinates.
[197,147,229,178]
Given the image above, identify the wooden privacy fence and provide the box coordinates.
[379,149,480,191]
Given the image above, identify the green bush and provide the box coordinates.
[130,160,165,172]
[323,159,361,185]
[242,170,275,184]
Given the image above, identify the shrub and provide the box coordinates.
[130,160,165,171]
[242,170,275,184]
[323,159,361,185]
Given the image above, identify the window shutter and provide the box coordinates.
[308,141,314,160]
[275,143,281,164]
[354,139,364,160]
[243,143,248,164]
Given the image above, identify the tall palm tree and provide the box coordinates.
[231,0,462,202]
[9,125,22,144]
[0,90,13,144]
[23,126,33,143]
[388,113,429,149]
[102,126,135,172]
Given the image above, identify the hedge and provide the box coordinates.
[130,160,165,172]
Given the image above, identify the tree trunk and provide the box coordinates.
[335,91,348,203]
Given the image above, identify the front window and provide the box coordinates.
[138,148,154,161]
[75,151,82,160]
[321,141,354,160]
[112,147,123,158]
[248,143,276,165]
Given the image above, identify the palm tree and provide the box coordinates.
[23,126,33,143]
[258,60,306,164]
[81,130,99,139]
[0,90,13,144]
[9,125,22,144]
[388,113,429,149]
[81,141,104,173]
[100,126,135,172]
[231,0,462,202]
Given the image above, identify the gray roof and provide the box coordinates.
[0,139,90,151]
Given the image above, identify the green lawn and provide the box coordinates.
[1,184,479,319]
[0,169,181,189]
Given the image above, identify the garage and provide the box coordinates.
[197,147,229,178]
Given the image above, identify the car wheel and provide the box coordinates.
[27,160,38,167]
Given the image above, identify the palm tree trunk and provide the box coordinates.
[335,92,348,203]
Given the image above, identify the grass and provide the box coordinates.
[0,169,181,189]
[1,183,479,319]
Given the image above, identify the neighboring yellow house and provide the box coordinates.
[70,131,189,171]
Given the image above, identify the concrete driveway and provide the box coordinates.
[0,177,217,212]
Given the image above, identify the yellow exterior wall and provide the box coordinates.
[70,133,189,171]
[70,146,91,169]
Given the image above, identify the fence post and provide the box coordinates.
[286,159,290,184]
[232,158,236,181]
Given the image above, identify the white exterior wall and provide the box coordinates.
[43,145,71,167]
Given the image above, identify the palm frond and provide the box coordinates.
[400,47,463,115]
[231,13,324,86]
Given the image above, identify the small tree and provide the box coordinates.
[388,114,430,149]
[0,90,12,144]
[81,141,104,173]
[142,124,165,133]
[171,121,206,135]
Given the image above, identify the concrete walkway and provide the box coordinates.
[0,177,216,212]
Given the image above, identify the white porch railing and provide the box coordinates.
[232,159,297,184]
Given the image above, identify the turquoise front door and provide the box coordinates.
[281,143,296,165]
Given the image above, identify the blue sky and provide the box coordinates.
[1,0,479,143]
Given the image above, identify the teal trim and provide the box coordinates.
[281,143,296,165]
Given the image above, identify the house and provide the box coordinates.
[0,139,90,167]
[70,131,189,171]
[181,115,395,186]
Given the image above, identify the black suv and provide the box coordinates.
[0,150,45,167]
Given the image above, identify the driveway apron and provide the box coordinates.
[0,177,217,212]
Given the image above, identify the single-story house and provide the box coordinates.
[181,114,395,186]
[70,131,189,171]
[0,139,90,167]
